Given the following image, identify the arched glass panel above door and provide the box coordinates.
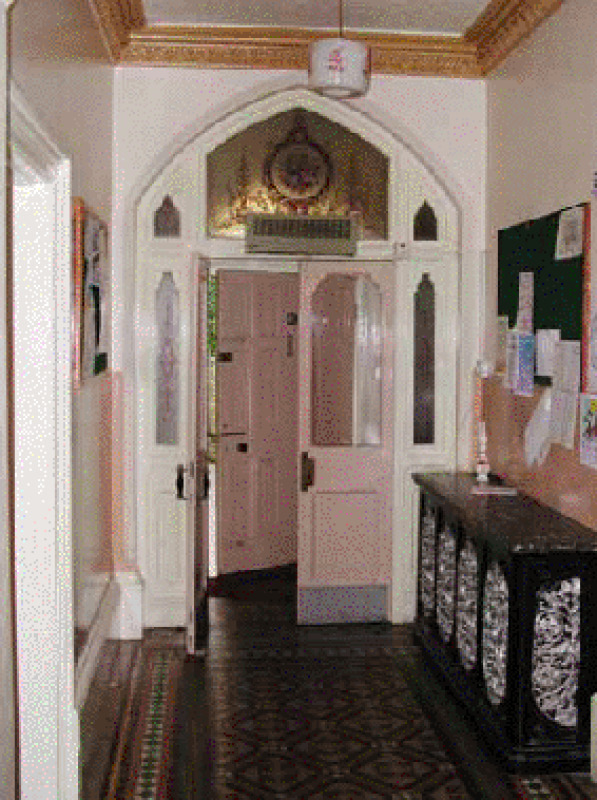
[311,272,382,447]
[206,109,388,241]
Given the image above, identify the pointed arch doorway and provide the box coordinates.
[133,87,461,643]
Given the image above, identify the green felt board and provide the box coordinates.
[497,207,584,341]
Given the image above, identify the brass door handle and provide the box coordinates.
[301,451,315,492]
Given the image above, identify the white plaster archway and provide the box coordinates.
[126,83,468,626]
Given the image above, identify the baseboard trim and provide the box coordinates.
[75,578,120,709]
[110,570,144,640]
[297,585,388,625]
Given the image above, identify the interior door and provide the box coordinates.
[297,260,394,624]
[186,257,210,654]
[217,269,299,575]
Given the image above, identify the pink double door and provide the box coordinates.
[216,261,394,624]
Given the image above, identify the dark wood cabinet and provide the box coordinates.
[413,472,597,772]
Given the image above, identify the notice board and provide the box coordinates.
[497,205,588,342]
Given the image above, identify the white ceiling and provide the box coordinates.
[142,0,491,37]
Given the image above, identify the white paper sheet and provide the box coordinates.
[553,340,581,392]
[516,272,534,333]
[555,205,584,260]
[524,388,552,467]
[516,332,535,397]
[536,329,560,378]
[550,388,578,449]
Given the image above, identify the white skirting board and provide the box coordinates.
[74,579,120,709]
[110,570,144,640]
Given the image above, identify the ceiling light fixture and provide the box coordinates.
[308,0,371,99]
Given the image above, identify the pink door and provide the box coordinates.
[297,261,394,624]
[217,270,299,574]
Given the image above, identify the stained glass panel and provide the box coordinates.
[156,272,180,445]
[414,274,435,444]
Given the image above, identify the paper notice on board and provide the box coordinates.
[524,387,552,467]
[553,340,581,392]
[550,388,578,449]
[516,332,535,397]
[516,272,534,333]
[580,394,597,468]
[496,316,509,374]
[536,329,560,378]
[555,205,584,260]
[504,330,519,390]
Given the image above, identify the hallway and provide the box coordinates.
[100,569,597,800]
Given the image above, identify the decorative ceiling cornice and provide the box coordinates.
[90,0,566,77]
[87,0,146,61]
[122,27,482,77]
[465,0,563,73]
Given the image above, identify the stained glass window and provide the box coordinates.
[154,195,181,238]
[414,274,435,444]
[156,272,180,445]
[414,201,438,241]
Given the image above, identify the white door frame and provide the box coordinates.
[10,86,78,800]
[130,86,466,628]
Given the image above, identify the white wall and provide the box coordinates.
[112,67,487,568]
[486,0,597,359]
[9,0,114,218]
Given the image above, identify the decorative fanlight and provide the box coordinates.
[308,0,371,99]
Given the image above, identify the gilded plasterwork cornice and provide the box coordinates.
[87,0,146,62]
[90,0,566,77]
[465,0,564,73]
[122,27,481,77]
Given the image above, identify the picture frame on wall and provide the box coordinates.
[72,197,109,388]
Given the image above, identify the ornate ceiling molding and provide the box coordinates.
[466,0,564,73]
[91,0,566,77]
[122,27,482,77]
[87,0,146,61]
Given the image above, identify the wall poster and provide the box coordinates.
[73,198,108,387]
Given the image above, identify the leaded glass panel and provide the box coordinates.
[414,274,435,445]
[156,272,180,445]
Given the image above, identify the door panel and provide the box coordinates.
[297,261,394,624]
[217,270,299,575]
[140,262,191,627]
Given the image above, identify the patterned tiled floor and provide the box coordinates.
[108,568,597,800]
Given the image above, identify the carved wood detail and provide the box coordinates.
[88,0,565,77]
